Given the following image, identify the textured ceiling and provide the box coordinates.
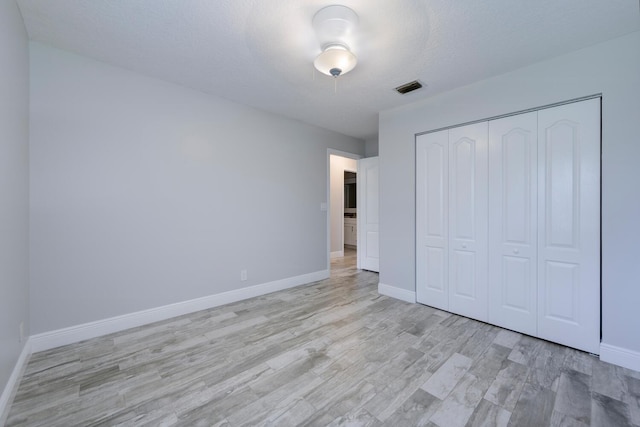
[16,0,640,140]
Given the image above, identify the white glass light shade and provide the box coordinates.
[314,44,357,77]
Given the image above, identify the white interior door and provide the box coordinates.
[448,123,489,322]
[357,157,379,272]
[537,98,600,354]
[416,131,449,310]
[488,112,538,335]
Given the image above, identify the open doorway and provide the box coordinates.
[343,170,357,262]
[327,151,360,271]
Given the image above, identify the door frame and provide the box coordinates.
[326,149,362,271]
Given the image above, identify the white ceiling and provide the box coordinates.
[16,0,640,140]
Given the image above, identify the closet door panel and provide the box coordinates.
[416,131,449,309]
[488,112,537,335]
[448,122,488,321]
[538,98,600,354]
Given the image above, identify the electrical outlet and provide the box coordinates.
[19,321,24,343]
[240,270,248,281]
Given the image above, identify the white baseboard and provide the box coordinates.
[600,343,640,372]
[378,282,416,303]
[0,339,32,426]
[31,269,329,353]
[330,250,344,259]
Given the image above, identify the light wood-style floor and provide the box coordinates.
[6,247,640,426]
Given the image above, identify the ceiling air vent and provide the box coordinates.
[395,80,423,95]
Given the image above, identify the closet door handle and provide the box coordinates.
[513,248,520,254]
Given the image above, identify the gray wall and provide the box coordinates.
[29,43,363,334]
[379,32,640,355]
[365,137,379,157]
[0,0,30,401]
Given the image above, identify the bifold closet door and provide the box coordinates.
[418,98,600,353]
[448,123,488,322]
[488,112,538,335]
[416,122,488,322]
[416,130,449,310]
[537,98,600,354]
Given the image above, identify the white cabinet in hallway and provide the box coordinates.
[416,98,601,354]
[344,218,357,246]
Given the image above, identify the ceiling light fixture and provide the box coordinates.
[314,43,357,77]
[312,5,359,78]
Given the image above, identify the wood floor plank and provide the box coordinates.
[549,410,590,427]
[225,371,323,427]
[468,343,511,389]
[507,383,555,427]
[625,375,640,426]
[563,348,596,376]
[325,408,382,427]
[465,398,511,427]
[492,329,522,349]
[421,352,473,400]
[553,369,592,424]
[527,341,567,392]
[383,388,440,427]
[429,372,485,427]
[591,392,633,427]
[483,360,529,411]
[507,335,543,366]
[592,360,629,401]
[360,351,434,421]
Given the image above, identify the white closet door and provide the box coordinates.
[448,123,488,321]
[416,130,449,310]
[488,112,538,335]
[537,98,600,354]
